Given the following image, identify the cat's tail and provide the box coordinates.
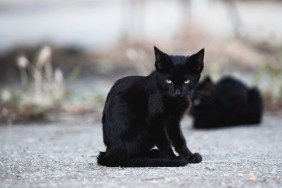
[97,152,189,167]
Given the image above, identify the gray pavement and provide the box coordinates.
[0,115,281,188]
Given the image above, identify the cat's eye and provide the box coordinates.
[165,79,173,84]
[184,80,190,84]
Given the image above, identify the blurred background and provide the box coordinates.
[1,0,282,124]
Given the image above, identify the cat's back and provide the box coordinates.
[108,75,146,96]
[215,77,248,100]
[104,75,148,110]
[216,76,247,92]
[215,76,249,111]
[103,75,148,125]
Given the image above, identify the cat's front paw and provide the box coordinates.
[188,153,202,163]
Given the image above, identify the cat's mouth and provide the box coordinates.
[174,94,182,98]
[168,92,183,98]
[170,93,189,100]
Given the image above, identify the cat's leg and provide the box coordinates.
[141,149,161,158]
[167,123,202,163]
[141,149,183,159]
[149,123,177,160]
[147,96,178,160]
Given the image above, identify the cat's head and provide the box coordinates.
[194,76,214,91]
[154,46,205,98]
[190,76,215,117]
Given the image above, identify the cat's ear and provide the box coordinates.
[187,48,204,73]
[202,76,214,89]
[154,46,172,72]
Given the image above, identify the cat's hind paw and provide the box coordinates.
[188,153,202,163]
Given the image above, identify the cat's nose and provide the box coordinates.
[174,90,181,97]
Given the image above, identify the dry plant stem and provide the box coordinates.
[34,66,43,102]
[45,60,53,83]
[19,68,28,87]
[44,59,53,94]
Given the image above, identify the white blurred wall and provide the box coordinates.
[0,0,281,51]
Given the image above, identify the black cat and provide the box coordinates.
[97,46,205,167]
[190,76,263,129]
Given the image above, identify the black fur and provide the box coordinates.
[97,46,204,167]
[190,76,263,129]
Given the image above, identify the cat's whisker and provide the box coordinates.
[195,90,211,96]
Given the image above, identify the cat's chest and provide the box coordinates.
[148,94,189,118]
[163,101,189,119]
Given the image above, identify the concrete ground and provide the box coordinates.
[0,115,281,188]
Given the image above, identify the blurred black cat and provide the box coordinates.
[97,46,204,167]
[190,76,263,129]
